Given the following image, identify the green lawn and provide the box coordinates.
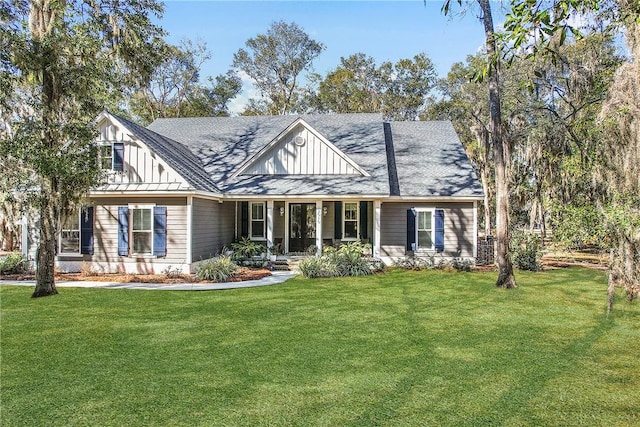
[1,268,638,426]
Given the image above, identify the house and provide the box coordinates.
[24,111,484,274]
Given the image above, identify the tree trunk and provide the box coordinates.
[481,169,492,236]
[478,0,516,288]
[32,192,57,297]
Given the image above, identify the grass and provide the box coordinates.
[1,267,638,426]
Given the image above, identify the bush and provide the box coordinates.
[510,230,543,271]
[196,256,239,282]
[299,241,377,278]
[298,256,339,278]
[393,255,435,270]
[0,253,27,275]
[162,265,184,279]
[230,237,265,260]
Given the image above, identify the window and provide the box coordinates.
[99,142,124,171]
[60,213,80,254]
[118,206,166,257]
[100,144,113,170]
[417,210,434,250]
[59,207,94,255]
[407,208,444,253]
[250,202,265,239]
[132,208,153,254]
[343,202,358,239]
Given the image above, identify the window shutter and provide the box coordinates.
[435,209,445,253]
[407,208,417,251]
[359,201,368,240]
[240,202,249,238]
[334,201,343,239]
[113,142,124,171]
[80,207,94,255]
[153,206,167,257]
[118,207,129,256]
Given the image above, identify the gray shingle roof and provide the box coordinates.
[140,114,482,198]
[113,114,220,193]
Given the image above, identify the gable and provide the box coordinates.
[233,118,369,177]
[96,113,192,190]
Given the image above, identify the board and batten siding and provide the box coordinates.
[242,125,361,175]
[191,198,235,261]
[380,202,475,258]
[90,197,188,273]
[97,118,189,187]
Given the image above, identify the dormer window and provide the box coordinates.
[99,142,124,171]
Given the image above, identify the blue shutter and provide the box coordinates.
[240,202,249,238]
[407,208,416,251]
[334,201,342,239]
[113,142,124,171]
[153,206,167,257]
[359,201,368,240]
[435,209,445,253]
[80,207,94,255]
[118,207,129,256]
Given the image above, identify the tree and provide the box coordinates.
[443,0,517,288]
[316,53,382,114]
[1,0,166,297]
[233,21,325,115]
[502,0,640,309]
[129,40,241,124]
[379,53,437,120]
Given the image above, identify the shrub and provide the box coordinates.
[162,265,184,279]
[298,256,339,278]
[393,256,434,270]
[196,256,238,282]
[0,253,26,274]
[510,230,543,271]
[299,241,376,278]
[231,237,265,260]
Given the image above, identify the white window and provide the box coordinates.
[250,202,265,239]
[60,212,80,254]
[100,144,113,170]
[416,209,435,250]
[343,202,359,240]
[132,208,153,255]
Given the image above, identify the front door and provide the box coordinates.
[289,203,316,253]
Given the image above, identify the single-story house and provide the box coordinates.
[23,111,484,274]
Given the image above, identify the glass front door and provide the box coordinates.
[289,203,316,253]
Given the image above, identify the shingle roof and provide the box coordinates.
[390,121,484,198]
[141,114,482,198]
[147,114,391,196]
[112,113,220,193]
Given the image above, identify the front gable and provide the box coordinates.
[95,112,192,191]
[232,118,370,177]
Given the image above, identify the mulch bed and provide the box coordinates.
[0,268,272,284]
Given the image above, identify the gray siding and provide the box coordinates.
[380,202,475,258]
[191,198,235,261]
[91,197,188,272]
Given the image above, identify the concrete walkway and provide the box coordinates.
[0,270,298,291]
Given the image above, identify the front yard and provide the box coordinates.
[1,268,638,426]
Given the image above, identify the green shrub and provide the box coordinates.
[0,253,27,275]
[298,256,339,278]
[299,242,376,278]
[230,237,265,260]
[393,255,434,270]
[196,256,239,282]
[510,230,543,271]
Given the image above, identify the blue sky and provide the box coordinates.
[159,1,505,111]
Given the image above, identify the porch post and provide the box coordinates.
[315,200,322,256]
[373,200,381,258]
[266,200,274,251]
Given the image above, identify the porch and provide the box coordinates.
[234,200,382,257]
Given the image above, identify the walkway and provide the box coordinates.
[0,271,299,291]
